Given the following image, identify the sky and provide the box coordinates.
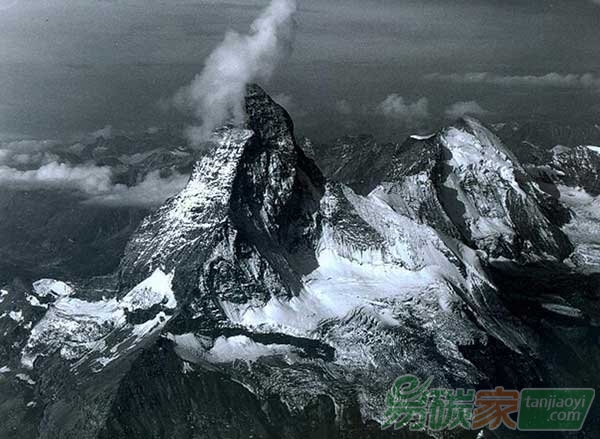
[1,0,600,142]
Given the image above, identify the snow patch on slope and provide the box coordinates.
[16,373,35,385]
[166,333,299,364]
[219,183,486,369]
[585,145,600,155]
[435,118,565,264]
[126,128,254,273]
[21,297,124,368]
[442,122,524,194]
[32,279,74,298]
[558,185,600,272]
[26,295,47,308]
[22,268,176,369]
[441,132,518,241]
[208,335,297,363]
[221,222,454,340]
[410,133,435,140]
[9,310,23,323]
[121,269,176,311]
[167,333,297,364]
[541,303,584,319]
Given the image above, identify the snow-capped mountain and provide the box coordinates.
[0,86,598,439]
[493,120,600,165]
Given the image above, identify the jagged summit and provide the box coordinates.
[1,88,598,439]
[379,116,572,263]
[244,83,296,142]
[119,83,324,300]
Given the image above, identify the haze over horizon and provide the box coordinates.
[1,0,600,142]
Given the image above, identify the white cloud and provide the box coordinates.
[86,170,188,207]
[0,139,57,154]
[0,130,190,207]
[426,72,600,90]
[445,101,488,119]
[335,99,353,115]
[0,139,59,167]
[377,94,429,122]
[174,0,297,145]
[0,161,188,207]
[0,161,114,194]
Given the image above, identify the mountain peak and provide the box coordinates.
[5,86,595,439]
[119,85,324,293]
[244,83,295,144]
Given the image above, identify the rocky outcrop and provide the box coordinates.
[1,86,598,439]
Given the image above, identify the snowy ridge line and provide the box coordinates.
[558,184,600,272]
[125,128,254,275]
[20,268,177,371]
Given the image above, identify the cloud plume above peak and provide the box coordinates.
[175,0,297,145]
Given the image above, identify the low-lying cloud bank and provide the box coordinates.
[0,139,60,167]
[0,161,114,195]
[426,72,600,90]
[0,161,188,207]
[0,133,189,208]
[86,170,189,207]
[327,95,492,127]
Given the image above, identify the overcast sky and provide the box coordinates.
[1,0,599,141]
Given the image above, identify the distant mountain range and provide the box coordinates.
[0,86,598,439]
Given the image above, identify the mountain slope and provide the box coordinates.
[0,86,598,439]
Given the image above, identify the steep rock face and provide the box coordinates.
[376,118,572,263]
[120,85,325,304]
[438,118,572,262]
[521,145,600,272]
[493,120,600,165]
[2,87,598,439]
[375,134,462,241]
[352,131,538,358]
[108,92,537,436]
[311,135,398,194]
[549,145,600,196]
[119,127,256,286]
[107,95,547,435]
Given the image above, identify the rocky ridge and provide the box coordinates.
[0,86,598,439]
